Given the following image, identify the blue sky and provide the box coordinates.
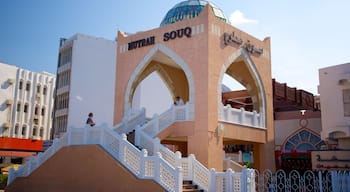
[1,0,350,95]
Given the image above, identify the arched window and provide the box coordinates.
[41,107,45,116]
[39,127,44,137]
[16,102,21,112]
[284,129,326,152]
[24,103,29,113]
[22,125,27,136]
[36,84,41,94]
[19,80,23,90]
[34,105,39,115]
[14,124,19,135]
[43,86,47,95]
[25,82,30,91]
[33,126,38,136]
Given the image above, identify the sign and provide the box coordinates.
[223,32,263,55]
[128,36,155,51]
[163,27,192,41]
[126,26,192,51]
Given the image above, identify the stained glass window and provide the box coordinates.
[284,129,326,152]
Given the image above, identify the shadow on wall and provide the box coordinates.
[0,103,8,112]
[0,81,11,89]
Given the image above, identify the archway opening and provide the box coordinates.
[128,51,190,119]
[132,71,173,118]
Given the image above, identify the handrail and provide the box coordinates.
[8,127,182,192]
[223,159,244,172]
[220,104,265,129]
[114,108,146,134]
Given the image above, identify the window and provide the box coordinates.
[56,92,69,110]
[55,115,68,133]
[24,104,29,113]
[59,47,72,67]
[22,125,26,135]
[25,82,30,91]
[17,103,21,112]
[14,124,19,135]
[39,127,44,137]
[33,126,38,136]
[19,80,23,90]
[36,85,41,94]
[34,106,39,115]
[41,107,45,116]
[343,89,350,116]
[43,86,47,95]
[34,118,39,125]
[58,70,71,88]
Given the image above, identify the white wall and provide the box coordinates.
[67,34,116,129]
[137,72,173,118]
[0,62,55,140]
[0,63,17,135]
[274,117,322,147]
[319,63,350,140]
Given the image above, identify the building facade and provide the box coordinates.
[53,34,117,137]
[319,63,350,148]
[114,2,275,171]
[312,63,350,171]
[0,62,55,165]
[0,62,55,140]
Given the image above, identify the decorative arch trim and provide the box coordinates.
[124,43,195,119]
[218,48,267,128]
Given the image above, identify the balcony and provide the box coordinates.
[7,78,15,85]
[3,122,11,128]
[6,99,13,105]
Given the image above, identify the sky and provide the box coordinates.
[1,0,350,95]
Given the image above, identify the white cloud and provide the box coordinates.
[76,95,83,101]
[229,10,258,25]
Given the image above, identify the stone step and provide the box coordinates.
[182,181,204,192]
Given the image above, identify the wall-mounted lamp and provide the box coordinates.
[217,123,225,137]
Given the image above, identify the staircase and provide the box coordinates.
[8,107,256,192]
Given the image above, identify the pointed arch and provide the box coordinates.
[124,43,195,119]
[218,48,267,128]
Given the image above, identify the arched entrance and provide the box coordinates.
[124,44,195,120]
[218,48,268,169]
[218,48,267,127]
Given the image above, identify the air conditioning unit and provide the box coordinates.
[3,122,11,128]
[7,78,15,85]
[6,99,13,105]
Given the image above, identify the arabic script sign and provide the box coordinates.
[223,32,263,55]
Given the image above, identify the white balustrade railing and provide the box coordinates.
[180,154,210,190]
[114,108,146,134]
[209,167,255,192]
[7,127,183,192]
[220,104,264,128]
[223,159,244,172]
[8,104,260,192]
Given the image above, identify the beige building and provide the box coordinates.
[312,63,350,171]
[319,63,350,148]
[114,2,275,171]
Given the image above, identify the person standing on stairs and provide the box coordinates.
[86,112,96,127]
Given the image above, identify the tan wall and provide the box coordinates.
[6,145,165,192]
